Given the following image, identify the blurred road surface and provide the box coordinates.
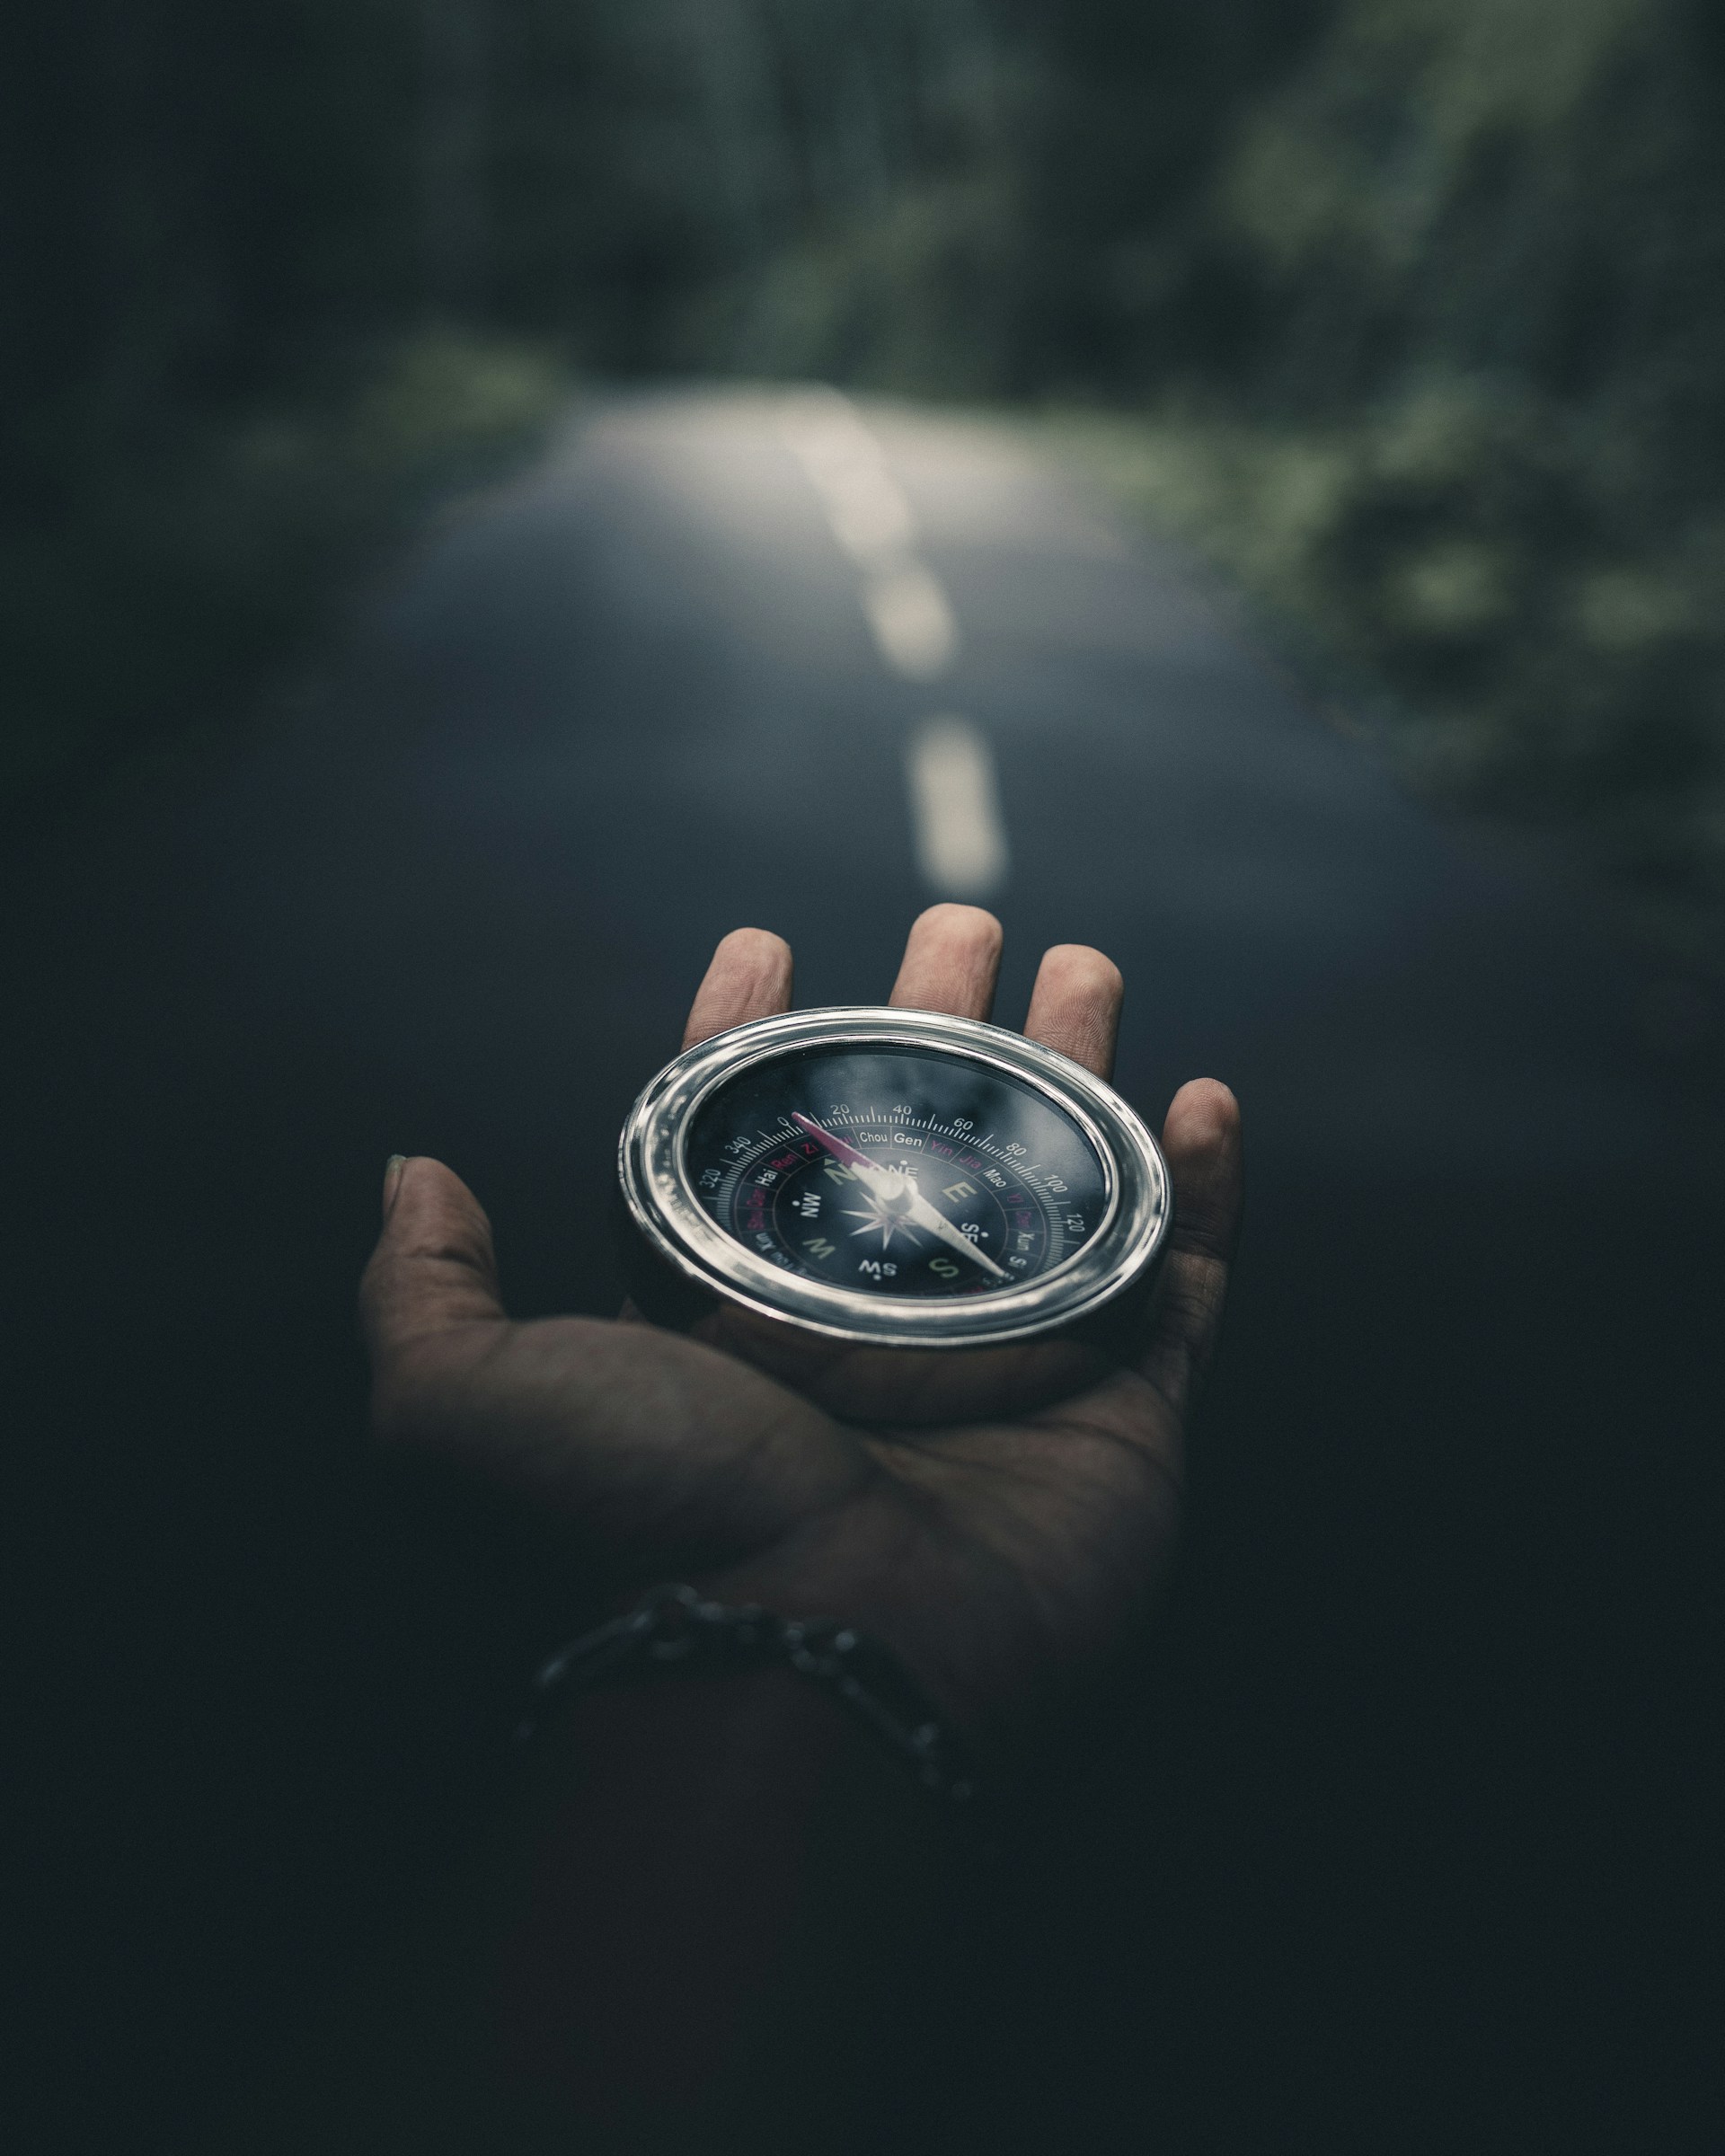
[6,387,1719,2151]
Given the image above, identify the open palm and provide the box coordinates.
[361,906,1242,1747]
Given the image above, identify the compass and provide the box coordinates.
[618,1007,1171,1351]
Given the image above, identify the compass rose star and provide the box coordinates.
[841,1194,924,1252]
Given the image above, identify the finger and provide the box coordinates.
[888,904,1003,1019]
[1022,944,1124,1078]
[360,1154,507,1379]
[1137,1079,1243,1416]
[683,928,793,1047]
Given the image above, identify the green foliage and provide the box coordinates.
[1056,376,1725,941]
[0,332,562,810]
[1222,0,1646,281]
[716,173,1025,391]
[1118,0,1725,943]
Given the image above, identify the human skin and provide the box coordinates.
[363,904,1243,1753]
[355,905,1243,2141]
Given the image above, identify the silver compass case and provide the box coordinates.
[617,1007,1172,1351]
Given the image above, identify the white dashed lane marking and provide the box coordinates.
[780,389,1004,897]
[859,561,959,682]
[904,715,1009,902]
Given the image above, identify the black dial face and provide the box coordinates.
[683,1046,1111,1301]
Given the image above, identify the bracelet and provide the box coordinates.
[516,1582,982,1816]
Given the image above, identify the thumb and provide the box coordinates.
[360,1155,507,1383]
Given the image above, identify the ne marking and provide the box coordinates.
[860,561,958,682]
[905,714,1009,901]
[782,394,962,683]
[780,385,1006,896]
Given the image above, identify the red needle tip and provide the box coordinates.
[791,1112,872,1172]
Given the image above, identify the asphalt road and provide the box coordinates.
[7,386,1719,2151]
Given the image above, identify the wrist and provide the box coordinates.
[693,1508,1045,1774]
[695,1486,1155,1784]
[521,1582,986,1817]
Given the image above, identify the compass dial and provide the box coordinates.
[685,1047,1108,1301]
[619,1008,1170,1352]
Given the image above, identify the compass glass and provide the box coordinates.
[682,1045,1111,1301]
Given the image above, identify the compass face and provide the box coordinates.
[619,1008,1170,1351]
[684,1047,1109,1301]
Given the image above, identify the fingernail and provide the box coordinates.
[383,1154,407,1216]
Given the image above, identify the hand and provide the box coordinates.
[361,906,1243,1753]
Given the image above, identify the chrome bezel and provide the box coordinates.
[617,1007,1170,1350]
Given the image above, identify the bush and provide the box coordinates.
[1,332,564,817]
[1055,374,1725,943]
